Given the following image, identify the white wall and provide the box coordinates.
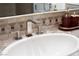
[65,3,79,9]
[55,3,66,10]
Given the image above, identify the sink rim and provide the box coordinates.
[1,33,79,56]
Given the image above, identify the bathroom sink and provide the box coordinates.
[1,33,79,56]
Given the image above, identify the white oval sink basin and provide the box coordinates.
[1,33,79,56]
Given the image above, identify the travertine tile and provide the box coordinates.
[0,9,79,56]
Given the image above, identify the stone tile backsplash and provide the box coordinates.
[0,9,79,40]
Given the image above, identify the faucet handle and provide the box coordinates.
[14,31,22,40]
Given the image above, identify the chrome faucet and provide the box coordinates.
[14,31,22,40]
[26,19,37,24]
[26,19,41,37]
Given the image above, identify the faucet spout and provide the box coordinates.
[26,19,37,24]
[26,19,40,37]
